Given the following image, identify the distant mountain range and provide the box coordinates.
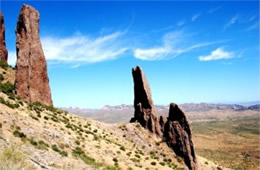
[61,103,260,123]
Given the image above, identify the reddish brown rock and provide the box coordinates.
[0,11,8,63]
[130,66,162,137]
[159,115,167,133]
[164,103,197,170]
[15,4,52,106]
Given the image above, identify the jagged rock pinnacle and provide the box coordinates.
[15,4,53,106]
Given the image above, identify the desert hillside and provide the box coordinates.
[0,65,226,170]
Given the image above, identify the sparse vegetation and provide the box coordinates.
[72,147,102,168]
[0,60,8,70]
[0,145,31,169]
[51,144,68,157]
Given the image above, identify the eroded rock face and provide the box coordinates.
[15,4,53,106]
[164,103,197,170]
[0,11,8,63]
[130,66,162,137]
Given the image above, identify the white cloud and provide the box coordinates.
[199,48,233,61]
[8,31,128,66]
[42,31,128,63]
[7,51,16,66]
[224,15,239,30]
[191,13,200,22]
[208,6,221,14]
[134,31,220,61]
[176,20,185,26]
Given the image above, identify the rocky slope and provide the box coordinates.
[0,65,227,170]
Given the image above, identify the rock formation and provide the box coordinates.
[0,11,8,63]
[130,66,197,169]
[15,4,53,106]
[130,66,162,137]
[164,103,197,170]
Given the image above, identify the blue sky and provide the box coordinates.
[1,1,259,108]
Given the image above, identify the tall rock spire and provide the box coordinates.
[0,11,8,63]
[15,4,53,106]
[164,103,197,170]
[130,66,162,137]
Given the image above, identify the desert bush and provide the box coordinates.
[30,138,38,146]
[159,162,165,166]
[151,161,156,166]
[103,166,121,170]
[72,147,102,168]
[119,146,125,151]
[0,60,8,70]
[13,130,26,139]
[52,144,60,152]
[75,140,80,145]
[0,96,19,109]
[112,158,118,162]
[38,140,49,150]
[0,82,14,95]
[0,74,4,82]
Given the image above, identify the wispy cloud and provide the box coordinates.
[191,13,201,22]
[134,30,221,61]
[199,47,233,61]
[42,31,128,63]
[8,31,128,66]
[208,6,221,14]
[245,21,259,32]
[223,15,239,30]
[176,20,185,26]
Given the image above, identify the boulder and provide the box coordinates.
[15,4,52,106]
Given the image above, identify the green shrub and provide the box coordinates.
[0,74,4,82]
[59,150,68,157]
[72,147,102,168]
[103,166,121,170]
[159,162,165,166]
[38,140,49,150]
[30,138,38,146]
[0,82,14,95]
[0,97,19,109]
[151,162,156,166]
[112,158,118,162]
[51,145,60,152]
[75,140,80,145]
[119,146,125,151]
[0,60,8,70]
[13,130,26,139]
